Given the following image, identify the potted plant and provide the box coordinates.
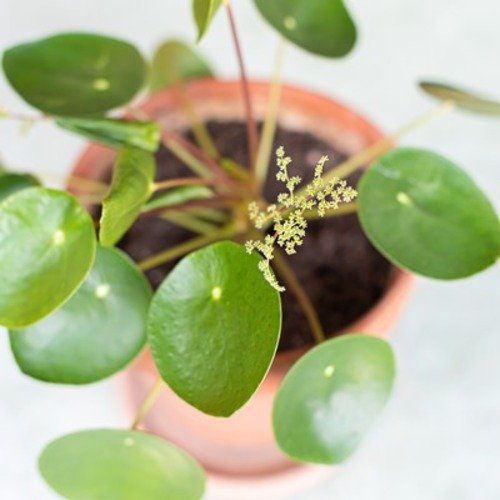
[1,0,499,498]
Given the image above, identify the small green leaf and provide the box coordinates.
[9,246,151,384]
[0,172,40,202]
[193,0,223,41]
[2,33,146,116]
[358,148,500,279]
[420,81,500,116]
[100,148,156,246]
[55,118,161,153]
[0,187,96,328]
[39,429,206,500]
[148,241,282,417]
[142,185,213,212]
[253,0,357,58]
[150,40,213,92]
[273,334,395,464]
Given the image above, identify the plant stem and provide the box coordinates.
[162,131,240,191]
[130,377,164,430]
[141,197,235,218]
[162,135,213,178]
[161,211,220,235]
[303,202,358,221]
[273,250,326,344]
[255,38,286,186]
[324,100,456,183]
[138,224,237,271]
[173,85,220,158]
[152,177,214,192]
[224,0,259,172]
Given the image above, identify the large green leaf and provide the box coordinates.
[2,33,146,116]
[39,429,206,500]
[100,148,156,246]
[148,241,282,417]
[420,81,500,116]
[0,172,40,202]
[358,148,500,279]
[193,0,223,41]
[9,246,151,384]
[253,0,357,58]
[56,118,161,153]
[142,185,213,212]
[273,334,395,464]
[150,40,213,92]
[0,187,96,328]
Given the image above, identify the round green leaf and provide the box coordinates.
[39,429,206,500]
[148,241,282,417]
[420,81,500,116]
[100,147,156,247]
[150,40,213,92]
[56,118,161,153]
[193,0,223,41]
[2,33,146,116]
[9,246,151,384]
[254,0,357,58]
[0,172,40,202]
[273,334,395,464]
[0,187,96,328]
[358,148,500,279]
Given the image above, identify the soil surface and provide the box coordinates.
[117,121,392,351]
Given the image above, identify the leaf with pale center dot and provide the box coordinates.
[0,187,96,328]
[150,40,213,91]
[148,241,282,417]
[273,334,395,464]
[9,246,151,384]
[254,0,357,58]
[100,147,156,247]
[358,148,500,279]
[0,172,40,202]
[193,0,223,41]
[55,118,161,153]
[2,33,146,116]
[39,429,205,500]
[420,81,500,116]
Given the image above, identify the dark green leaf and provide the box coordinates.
[56,118,161,153]
[9,246,151,384]
[193,0,222,41]
[0,172,40,202]
[358,148,500,279]
[148,241,282,417]
[0,187,96,328]
[420,81,500,116]
[150,40,213,92]
[142,185,213,212]
[273,334,395,464]
[253,0,357,58]
[100,148,156,246]
[2,33,146,116]
[39,429,206,500]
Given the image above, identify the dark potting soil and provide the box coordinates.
[117,121,392,351]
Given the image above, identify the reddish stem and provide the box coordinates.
[225,1,259,173]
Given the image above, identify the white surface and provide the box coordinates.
[1,1,499,499]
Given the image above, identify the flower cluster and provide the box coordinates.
[246,146,357,291]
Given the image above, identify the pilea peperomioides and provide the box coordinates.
[1,1,499,498]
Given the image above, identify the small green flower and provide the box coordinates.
[246,147,357,291]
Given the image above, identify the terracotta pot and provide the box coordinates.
[72,79,414,493]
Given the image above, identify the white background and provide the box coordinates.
[1,1,499,498]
